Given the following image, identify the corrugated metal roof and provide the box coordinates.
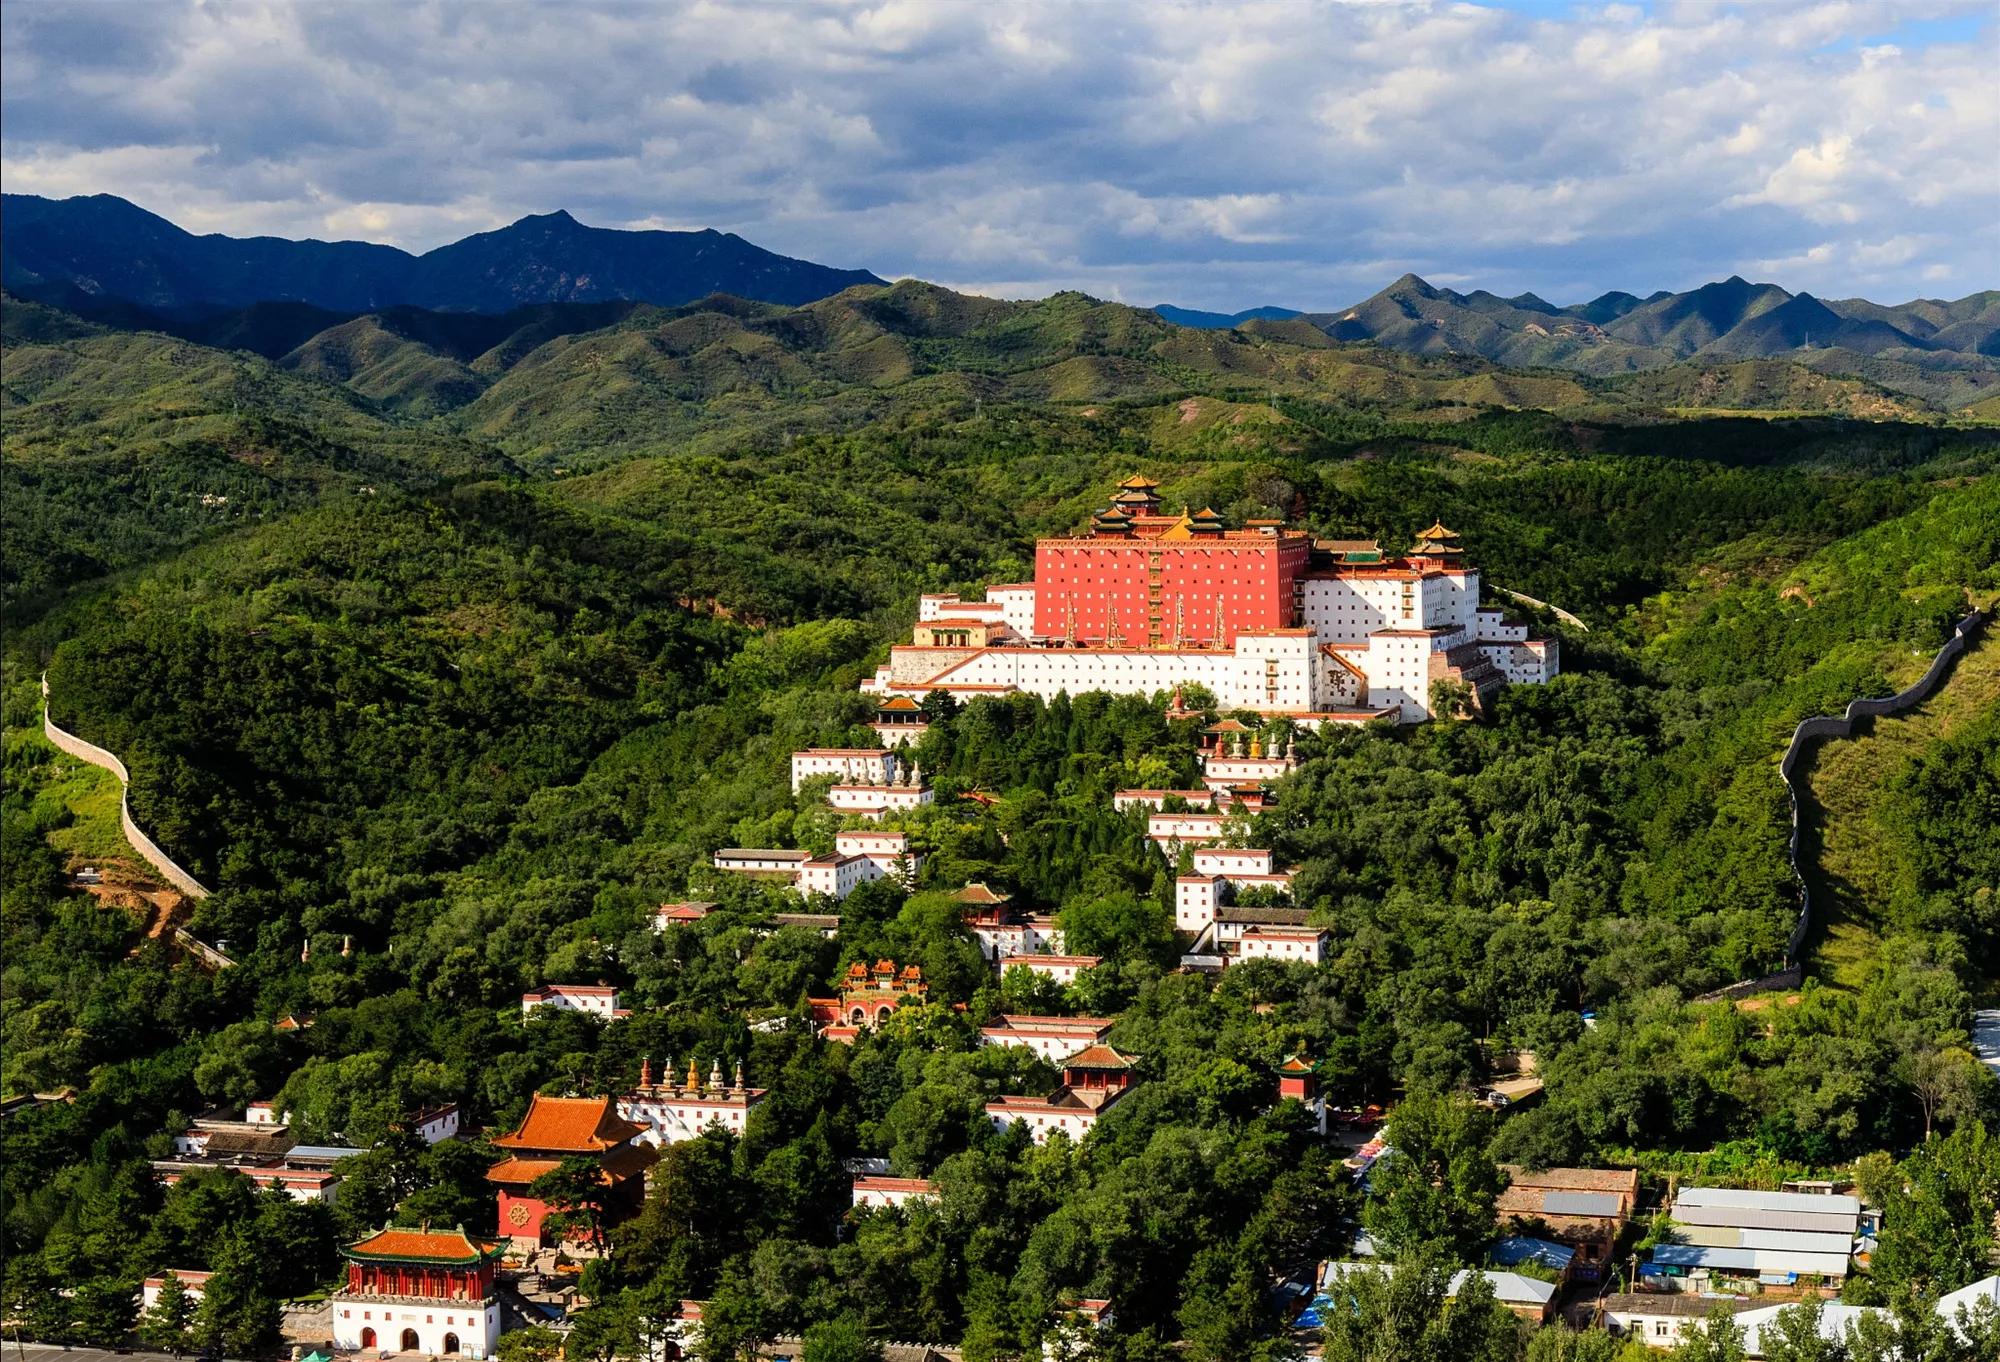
[1672,1203,1859,1234]
[1543,1190,1623,1217]
[1679,1226,1855,1255]
[1675,1186,1860,1217]
[1652,1244,1851,1276]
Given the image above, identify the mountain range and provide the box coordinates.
[1297,272,1999,368]
[0,193,883,313]
[2,193,1997,411]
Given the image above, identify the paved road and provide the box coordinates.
[7,1348,251,1362]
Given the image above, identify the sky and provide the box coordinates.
[3,0,1996,311]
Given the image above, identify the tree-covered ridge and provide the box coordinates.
[4,281,1999,1356]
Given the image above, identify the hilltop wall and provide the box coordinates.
[1775,608,1988,967]
[39,676,211,901]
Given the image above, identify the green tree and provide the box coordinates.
[1756,1298,1840,1362]
[1869,1121,2000,1295]
[1671,1306,1746,1362]
[70,1276,138,1348]
[530,1155,613,1251]
[802,1313,883,1362]
[493,1325,565,1362]
[137,1274,197,1356]
[1361,1093,1503,1262]
[1319,1247,1520,1362]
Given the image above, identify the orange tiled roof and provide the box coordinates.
[344,1226,504,1265]
[1064,1044,1136,1070]
[490,1094,646,1153]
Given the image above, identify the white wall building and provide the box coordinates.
[979,1015,1116,1064]
[1113,788,1218,812]
[521,983,628,1020]
[851,1176,938,1210]
[410,1104,460,1144]
[827,783,933,817]
[619,1059,767,1146]
[1148,812,1234,855]
[1003,954,1101,986]
[790,749,899,793]
[139,1271,211,1312]
[1235,925,1328,965]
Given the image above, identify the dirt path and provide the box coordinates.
[1799,626,2000,989]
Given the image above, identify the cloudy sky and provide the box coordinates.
[3,0,1995,310]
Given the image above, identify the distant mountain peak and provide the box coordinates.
[0,192,885,313]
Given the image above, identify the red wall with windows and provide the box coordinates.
[1031,537,1307,645]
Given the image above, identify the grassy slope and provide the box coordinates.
[1801,625,2000,989]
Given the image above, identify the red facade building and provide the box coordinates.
[485,1094,656,1248]
[332,1225,505,1357]
[1030,477,1311,646]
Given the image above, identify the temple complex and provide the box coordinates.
[330,1225,505,1358]
[986,1044,1141,1144]
[618,1057,767,1146]
[864,478,1557,722]
[485,1095,656,1249]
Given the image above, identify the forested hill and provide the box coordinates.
[5,269,2000,1355]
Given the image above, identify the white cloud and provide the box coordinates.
[1,0,1994,308]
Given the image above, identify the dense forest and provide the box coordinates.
[4,287,1999,1360]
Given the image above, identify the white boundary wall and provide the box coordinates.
[40,675,211,900]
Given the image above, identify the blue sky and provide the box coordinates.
[3,0,1994,309]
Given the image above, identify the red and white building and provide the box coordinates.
[653,901,716,930]
[1113,788,1219,812]
[790,748,900,792]
[864,480,1556,723]
[979,1014,1117,1064]
[520,983,629,1020]
[331,1225,505,1359]
[851,1176,938,1210]
[827,779,933,818]
[1148,811,1234,854]
[986,1045,1140,1144]
[139,1271,211,1311]
[1236,925,1328,965]
[1003,954,1101,986]
[808,959,930,1038]
[618,1057,767,1145]
[486,1095,656,1249]
[718,832,920,902]
[1174,847,1296,932]
[869,694,930,747]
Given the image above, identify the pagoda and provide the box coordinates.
[485,1094,657,1248]
[331,1224,505,1358]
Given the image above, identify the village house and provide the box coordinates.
[851,1176,938,1210]
[654,901,716,930]
[1322,1261,1557,1324]
[986,1045,1139,1144]
[155,1110,348,1204]
[1234,924,1329,964]
[619,1057,768,1146]
[1649,1186,1859,1289]
[1112,788,1219,812]
[485,1095,657,1249]
[955,883,1065,964]
[718,832,921,902]
[1496,1164,1638,1283]
[520,983,629,1020]
[330,1225,505,1359]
